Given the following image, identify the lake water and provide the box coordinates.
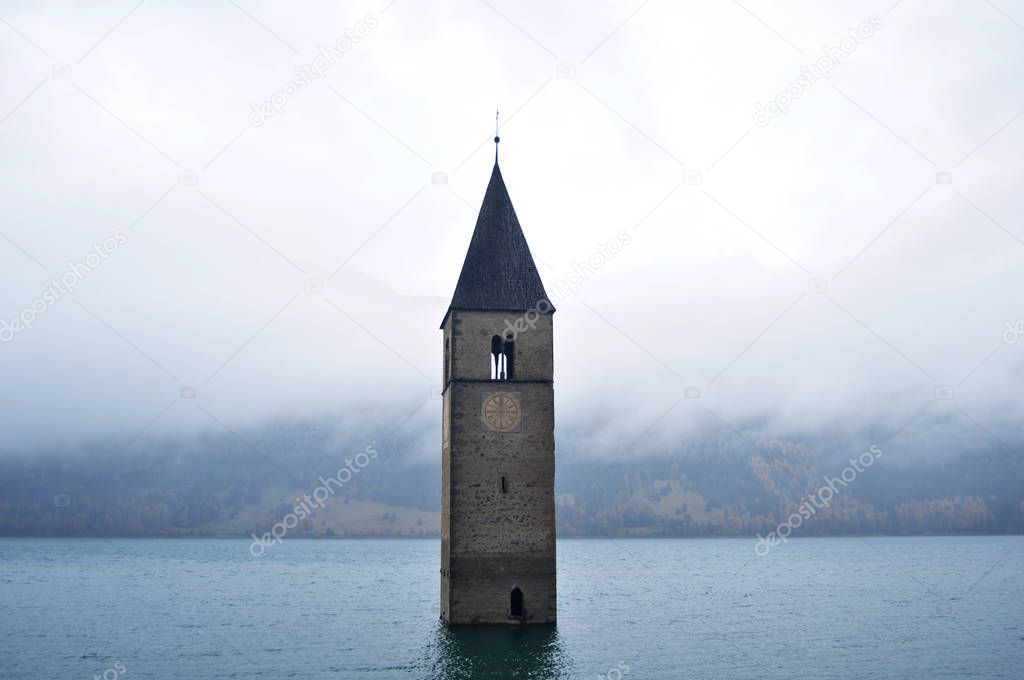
[1,536,1022,679]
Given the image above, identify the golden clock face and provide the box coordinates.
[481,392,522,432]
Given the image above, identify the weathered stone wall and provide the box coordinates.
[449,381,555,555]
[440,309,556,625]
[446,309,553,382]
[446,556,556,624]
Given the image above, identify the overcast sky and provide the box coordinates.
[1,0,1022,462]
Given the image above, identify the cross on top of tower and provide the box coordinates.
[494,108,500,163]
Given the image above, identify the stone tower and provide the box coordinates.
[439,153,556,625]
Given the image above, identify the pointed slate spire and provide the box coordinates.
[441,162,553,327]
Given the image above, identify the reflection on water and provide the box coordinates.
[424,621,574,679]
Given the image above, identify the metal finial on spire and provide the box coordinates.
[494,108,500,163]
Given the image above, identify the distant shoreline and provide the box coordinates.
[2,532,1021,540]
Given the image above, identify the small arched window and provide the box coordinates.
[500,476,508,494]
[503,334,515,379]
[490,334,514,380]
[444,337,450,385]
[490,335,505,380]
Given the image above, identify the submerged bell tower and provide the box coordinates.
[439,133,556,625]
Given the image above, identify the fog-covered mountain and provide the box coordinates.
[3,414,1021,538]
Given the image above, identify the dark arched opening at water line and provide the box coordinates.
[510,587,524,617]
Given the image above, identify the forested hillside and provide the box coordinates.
[2,419,1022,537]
